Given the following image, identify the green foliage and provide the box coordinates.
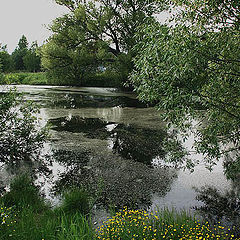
[130,1,240,170]
[60,188,91,215]
[12,35,29,71]
[224,157,240,180]
[41,39,106,85]
[3,72,48,85]
[23,41,41,72]
[0,89,48,166]
[41,0,166,86]
[0,175,94,240]
[11,36,41,72]
[0,50,13,73]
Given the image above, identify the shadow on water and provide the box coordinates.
[46,115,175,209]
[49,116,112,140]
[49,117,167,166]
[49,149,92,195]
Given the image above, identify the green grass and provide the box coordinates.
[2,72,48,85]
[0,175,94,240]
[0,175,239,240]
[0,207,94,240]
[1,70,126,87]
[60,188,91,215]
[96,207,239,240]
[1,174,46,211]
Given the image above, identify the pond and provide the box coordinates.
[0,85,238,226]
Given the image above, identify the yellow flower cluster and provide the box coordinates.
[0,206,16,227]
[96,207,239,240]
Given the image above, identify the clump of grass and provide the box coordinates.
[0,175,94,240]
[1,174,46,211]
[96,207,239,240]
[56,212,94,240]
[60,188,91,215]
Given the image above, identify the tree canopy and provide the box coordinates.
[130,0,240,173]
[12,35,29,71]
[0,44,13,73]
[41,0,166,85]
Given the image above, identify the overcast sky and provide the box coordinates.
[0,0,67,53]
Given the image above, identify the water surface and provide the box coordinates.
[0,85,237,224]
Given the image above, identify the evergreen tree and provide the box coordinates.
[12,35,29,71]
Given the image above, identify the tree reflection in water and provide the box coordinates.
[195,185,240,236]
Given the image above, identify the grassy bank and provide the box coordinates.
[0,175,239,240]
[2,72,48,85]
[0,71,124,87]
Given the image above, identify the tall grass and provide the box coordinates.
[1,175,239,239]
[60,188,91,215]
[0,174,94,240]
[1,174,46,211]
[96,207,239,240]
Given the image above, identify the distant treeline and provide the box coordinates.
[0,35,41,73]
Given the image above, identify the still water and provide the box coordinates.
[0,85,237,224]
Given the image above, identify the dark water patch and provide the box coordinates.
[195,186,240,220]
[111,124,167,166]
[49,148,177,210]
[49,117,112,140]
[51,149,90,165]
[89,153,178,210]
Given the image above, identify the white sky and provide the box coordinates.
[0,0,67,53]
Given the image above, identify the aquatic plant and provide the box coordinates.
[97,207,239,239]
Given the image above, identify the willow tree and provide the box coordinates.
[130,0,240,175]
[41,0,165,85]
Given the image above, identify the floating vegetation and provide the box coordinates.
[97,208,240,240]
